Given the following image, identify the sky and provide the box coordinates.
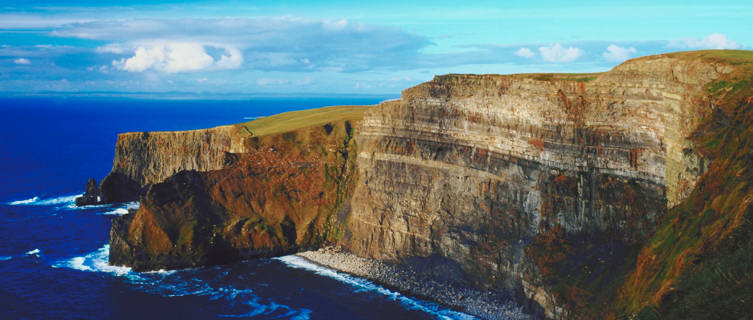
[0,0,751,95]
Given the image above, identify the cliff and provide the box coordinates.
[344,52,736,318]
[99,105,368,202]
[105,50,753,319]
[108,106,368,270]
[100,125,245,202]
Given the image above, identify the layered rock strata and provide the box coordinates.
[110,119,359,271]
[100,125,245,202]
[344,55,729,318]
[104,51,753,319]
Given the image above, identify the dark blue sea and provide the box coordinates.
[0,96,476,320]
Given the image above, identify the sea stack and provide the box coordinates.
[75,178,100,206]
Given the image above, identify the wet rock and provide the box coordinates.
[99,171,141,203]
[75,178,100,206]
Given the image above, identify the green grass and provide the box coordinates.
[519,72,602,82]
[236,105,373,138]
[615,49,753,319]
[664,49,753,65]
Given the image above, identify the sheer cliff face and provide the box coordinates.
[345,56,730,317]
[110,121,359,271]
[113,125,244,181]
[104,51,750,318]
[100,125,247,202]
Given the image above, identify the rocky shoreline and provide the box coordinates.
[295,247,529,320]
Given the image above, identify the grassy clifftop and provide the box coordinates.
[236,105,372,138]
[616,50,753,319]
[110,104,368,271]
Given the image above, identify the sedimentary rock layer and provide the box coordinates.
[100,125,245,202]
[109,118,360,271]
[344,54,731,318]
[104,51,753,319]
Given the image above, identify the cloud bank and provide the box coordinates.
[1,5,747,95]
[55,17,431,73]
[514,47,535,58]
[539,44,583,62]
[668,33,740,50]
[603,44,637,62]
[111,43,242,73]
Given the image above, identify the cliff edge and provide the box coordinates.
[105,50,753,319]
[108,106,367,270]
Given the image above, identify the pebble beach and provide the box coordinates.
[295,247,530,320]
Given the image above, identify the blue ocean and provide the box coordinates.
[0,97,477,320]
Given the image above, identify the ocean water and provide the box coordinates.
[0,96,478,320]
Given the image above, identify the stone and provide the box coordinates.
[75,178,100,206]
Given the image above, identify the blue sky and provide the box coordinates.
[0,0,751,95]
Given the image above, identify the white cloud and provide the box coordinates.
[13,58,31,64]
[602,44,637,62]
[112,43,241,73]
[515,47,535,58]
[95,43,127,54]
[539,43,583,63]
[323,19,349,31]
[668,33,740,50]
[354,81,373,89]
[257,78,288,86]
[56,17,430,72]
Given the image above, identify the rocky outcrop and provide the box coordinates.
[75,178,100,206]
[109,118,360,271]
[100,171,142,203]
[100,125,246,202]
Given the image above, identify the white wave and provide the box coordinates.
[36,194,82,205]
[53,246,307,319]
[144,269,177,276]
[25,248,41,256]
[0,256,12,261]
[276,255,476,320]
[102,201,140,215]
[8,194,83,207]
[102,208,128,215]
[8,196,39,205]
[67,203,109,210]
[53,244,133,277]
[243,116,264,120]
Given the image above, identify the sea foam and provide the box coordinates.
[8,196,39,205]
[276,255,476,320]
[54,244,132,277]
[7,194,82,207]
[53,247,339,319]
[102,201,140,215]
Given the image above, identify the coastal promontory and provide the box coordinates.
[102,50,753,319]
